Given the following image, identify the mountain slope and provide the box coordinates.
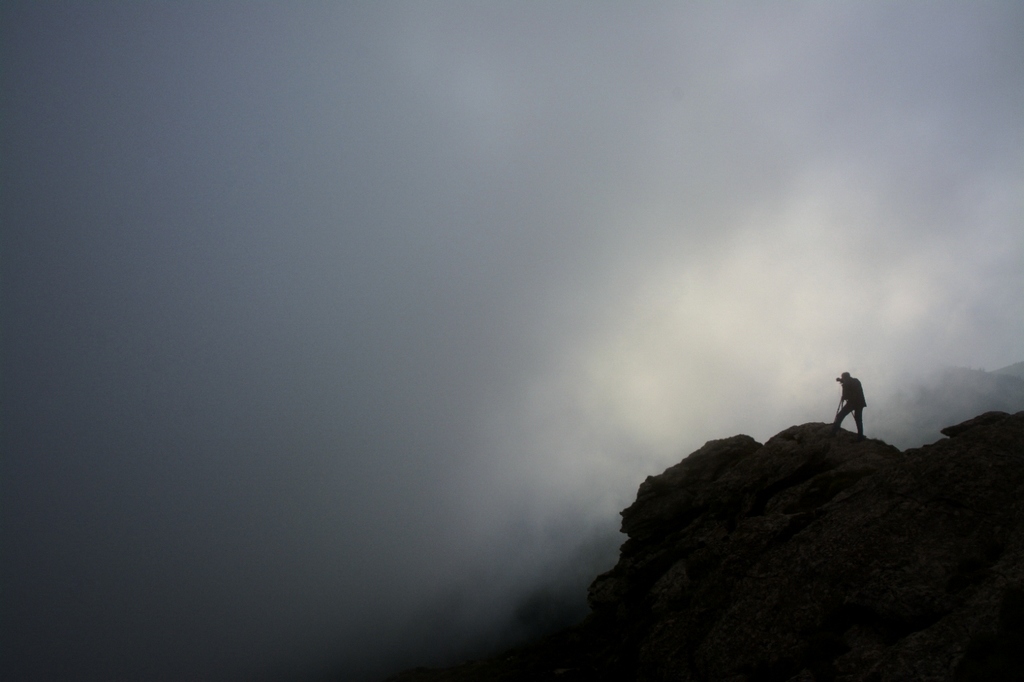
[993,361,1024,380]
[387,411,1024,682]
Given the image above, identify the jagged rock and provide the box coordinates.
[386,412,1024,682]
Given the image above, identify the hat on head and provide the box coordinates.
[840,372,851,379]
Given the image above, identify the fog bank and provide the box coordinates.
[2,3,1021,681]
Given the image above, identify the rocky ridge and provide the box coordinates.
[387,412,1024,681]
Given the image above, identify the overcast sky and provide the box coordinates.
[3,2,1023,680]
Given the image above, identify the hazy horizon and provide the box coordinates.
[3,3,1022,680]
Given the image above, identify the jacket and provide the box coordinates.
[841,377,867,409]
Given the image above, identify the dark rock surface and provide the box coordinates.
[386,412,1024,681]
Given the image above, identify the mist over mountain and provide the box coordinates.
[3,4,1021,682]
[366,366,1024,682]
[871,364,1024,449]
[387,410,1024,681]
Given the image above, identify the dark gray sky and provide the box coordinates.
[3,2,1022,680]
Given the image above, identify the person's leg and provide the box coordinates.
[832,404,854,434]
[854,408,864,437]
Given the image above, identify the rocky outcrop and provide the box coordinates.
[387,412,1024,681]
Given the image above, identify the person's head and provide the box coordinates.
[836,371,851,383]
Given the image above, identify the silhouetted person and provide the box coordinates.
[832,372,866,439]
